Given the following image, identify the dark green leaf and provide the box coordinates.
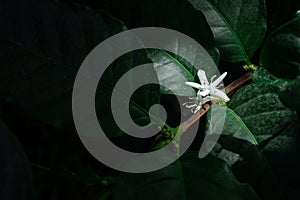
[229,67,298,147]
[208,105,257,143]
[109,152,258,200]
[0,120,34,200]
[188,0,267,63]
[0,1,160,138]
[107,0,220,61]
[251,66,286,84]
[260,12,300,79]
[98,0,221,96]
[217,135,287,200]
[204,104,257,165]
[229,69,297,144]
[148,46,219,96]
[266,0,300,29]
[0,39,76,127]
[279,75,300,115]
[229,67,300,195]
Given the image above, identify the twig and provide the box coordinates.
[180,104,210,133]
[225,72,253,94]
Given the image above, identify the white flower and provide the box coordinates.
[183,91,214,113]
[185,70,230,101]
[183,70,229,113]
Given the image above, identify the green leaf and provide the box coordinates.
[207,105,257,144]
[148,47,219,96]
[109,152,259,200]
[229,71,297,143]
[229,68,300,193]
[203,104,257,165]
[260,12,300,79]
[266,0,300,29]
[102,0,221,96]
[188,0,267,63]
[279,75,300,115]
[0,2,160,138]
[251,66,286,84]
[229,67,298,147]
[107,0,220,61]
[0,120,34,200]
[0,39,76,127]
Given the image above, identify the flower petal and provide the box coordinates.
[211,72,227,88]
[202,96,214,104]
[211,88,230,101]
[185,82,202,89]
[197,70,209,85]
[199,89,210,97]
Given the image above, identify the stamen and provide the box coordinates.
[210,75,217,84]
[193,106,201,113]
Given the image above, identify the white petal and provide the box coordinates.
[199,89,210,97]
[185,82,202,89]
[197,70,209,85]
[202,96,214,104]
[210,75,217,84]
[211,72,227,88]
[211,89,230,101]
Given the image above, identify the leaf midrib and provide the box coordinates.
[227,108,258,144]
[206,0,251,64]
[99,83,164,128]
[160,50,195,80]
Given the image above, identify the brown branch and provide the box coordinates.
[180,72,253,133]
[180,104,210,133]
[225,72,253,94]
